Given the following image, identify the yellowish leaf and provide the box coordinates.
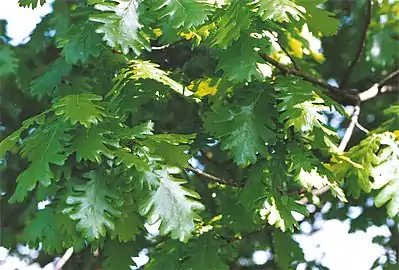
[288,37,303,58]
[152,28,163,37]
[188,79,218,97]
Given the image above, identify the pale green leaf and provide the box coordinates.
[120,60,194,97]
[373,135,399,217]
[63,170,122,241]
[253,0,304,22]
[90,0,150,55]
[54,94,106,128]
[139,169,204,242]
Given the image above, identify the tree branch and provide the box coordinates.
[186,165,244,187]
[338,106,361,153]
[55,247,74,270]
[340,0,372,88]
[258,52,360,105]
[259,52,399,105]
[298,186,331,204]
[358,69,399,101]
[298,106,362,204]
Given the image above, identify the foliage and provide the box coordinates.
[0,0,398,269]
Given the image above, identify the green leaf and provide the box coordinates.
[332,134,387,198]
[54,94,106,128]
[0,45,19,77]
[90,0,150,55]
[211,2,252,49]
[151,142,191,167]
[118,121,154,140]
[18,0,46,8]
[139,169,204,242]
[373,105,399,133]
[296,0,340,36]
[239,164,268,210]
[118,60,194,97]
[71,126,118,163]
[181,234,229,270]
[0,112,46,159]
[252,0,304,22]
[287,142,346,202]
[57,22,103,64]
[10,121,73,203]
[275,77,331,133]
[102,240,136,270]
[62,170,122,241]
[30,58,72,98]
[274,231,304,270]
[23,208,84,254]
[264,196,307,233]
[373,134,399,217]
[149,133,196,145]
[264,158,308,232]
[146,240,182,270]
[115,146,160,191]
[154,0,213,30]
[111,198,142,242]
[217,35,267,83]
[204,90,276,166]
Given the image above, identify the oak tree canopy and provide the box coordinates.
[0,0,398,269]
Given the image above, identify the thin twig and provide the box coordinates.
[378,69,399,86]
[356,122,369,134]
[281,45,300,71]
[338,106,361,153]
[340,0,372,89]
[270,31,300,71]
[358,69,399,101]
[258,52,360,105]
[186,165,244,187]
[55,247,74,270]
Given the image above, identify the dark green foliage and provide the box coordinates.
[1,0,398,269]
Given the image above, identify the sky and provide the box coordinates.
[0,1,392,269]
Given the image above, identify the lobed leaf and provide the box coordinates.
[10,120,73,203]
[57,22,103,64]
[204,90,276,166]
[139,169,204,242]
[63,170,122,241]
[90,0,150,55]
[153,0,213,30]
[54,94,106,128]
[0,45,19,77]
